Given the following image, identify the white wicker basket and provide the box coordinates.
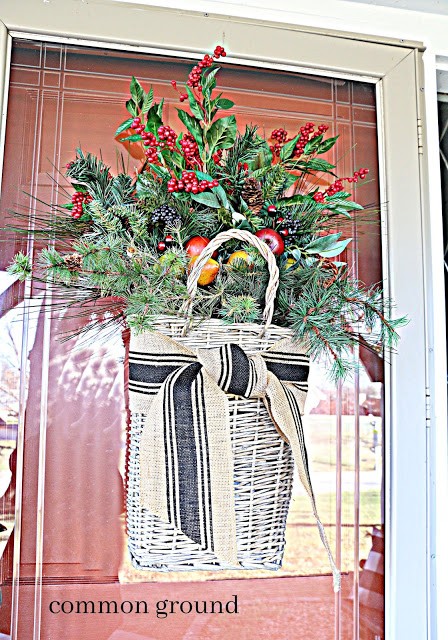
[126,229,300,571]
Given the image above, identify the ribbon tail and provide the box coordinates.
[264,373,341,592]
[139,363,238,567]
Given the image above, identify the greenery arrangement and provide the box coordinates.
[7,45,406,379]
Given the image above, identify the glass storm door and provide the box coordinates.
[0,18,428,640]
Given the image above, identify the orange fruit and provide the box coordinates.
[227,250,252,268]
[189,256,220,286]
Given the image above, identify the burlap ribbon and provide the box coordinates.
[129,330,340,591]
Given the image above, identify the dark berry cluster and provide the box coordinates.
[180,133,200,167]
[71,191,92,219]
[150,204,181,229]
[167,171,219,194]
[313,168,369,202]
[275,210,302,242]
[295,122,329,157]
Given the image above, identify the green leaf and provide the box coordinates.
[280,194,306,206]
[279,134,300,161]
[125,99,138,117]
[141,87,154,114]
[177,109,203,149]
[250,166,271,180]
[118,134,142,142]
[236,219,253,232]
[318,136,339,154]
[303,134,323,155]
[191,191,221,208]
[249,138,273,170]
[130,77,144,108]
[305,232,342,253]
[115,118,134,137]
[157,99,164,118]
[202,67,219,99]
[294,158,336,172]
[319,238,352,258]
[215,98,234,110]
[186,86,204,120]
[207,115,237,153]
[145,104,163,135]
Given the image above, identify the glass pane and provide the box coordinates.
[0,39,384,639]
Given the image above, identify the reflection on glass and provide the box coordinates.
[0,39,384,640]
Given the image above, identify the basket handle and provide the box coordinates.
[183,229,280,336]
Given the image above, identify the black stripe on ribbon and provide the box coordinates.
[129,363,180,385]
[227,344,251,397]
[171,362,203,546]
[265,360,309,383]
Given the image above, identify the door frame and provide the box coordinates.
[0,3,438,638]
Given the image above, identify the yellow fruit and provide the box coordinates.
[285,258,300,271]
[189,256,220,286]
[227,250,252,268]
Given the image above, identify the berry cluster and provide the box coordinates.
[130,116,146,134]
[171,80,188,103]
[180,133,200,167]
[167,171,219,194]
[271,128,288,143]
[71,191,92,219]
[313,168,369,202]
[295,123,329,157]
[186,47,226,90]
[157,125,177,151]
[212,149,223,165]
[150,204,181,229]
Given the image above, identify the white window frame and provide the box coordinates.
[0,3,439,639]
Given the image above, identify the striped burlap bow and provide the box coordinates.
[129,330,340,591]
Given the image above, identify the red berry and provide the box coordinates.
[267,205,277,215]
[279,228,289,237]
[158,241,166,252]
[165,235,174,245]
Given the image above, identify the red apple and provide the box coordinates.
[255,228,285,256]
[185,236,218,259]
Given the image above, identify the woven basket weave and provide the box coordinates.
[126,230,299,571]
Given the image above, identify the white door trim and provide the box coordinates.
[0,5,436,639]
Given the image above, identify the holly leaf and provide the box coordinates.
[185,86,204,120]
[125,99,138,117]
[130,77,144,109]
[194,170,229,208]
[303,134,324,155]
[145,104,163,134]
[202,67,219,100]
[319,238,352,258]
[118,134,142,142]
[157,99,164,118]
[177,109,203,149]
[305,233,342,254]
[215,98,234,110]
[141,87,154,114]
[318,136,339,154]
[191,191,221,208]
[290,158,336,173]
[207,115,237,153]
[249,138,273,170]
[280,194,307,206]
[115,118,134,137]
[279,134,300,161]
